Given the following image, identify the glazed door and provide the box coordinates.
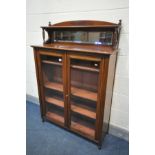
[67,54,102,140]
[37,50,67,127]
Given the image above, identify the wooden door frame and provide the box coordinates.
[34,49,68,126]
[66,53,103,138]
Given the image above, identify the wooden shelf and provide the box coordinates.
[71,65,99,72]
[71,121,95,139]
[42,60,62,66]
[44,81,97,101]
[71,87,97,102]
[71,104,96,119]
[44,81,63,92]
[45,96,64,108]
[46,111,64,125]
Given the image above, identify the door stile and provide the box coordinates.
[95,58,104,140]
[66,54,71,127]
[63,52,69,127]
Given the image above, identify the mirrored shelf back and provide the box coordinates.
[41,20,121,48]
[53,31,113,45]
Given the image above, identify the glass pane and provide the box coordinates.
[70,58,100,138]
[40,54,64,124]
[54,31,113,45]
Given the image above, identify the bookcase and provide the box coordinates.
[31,20,121,149]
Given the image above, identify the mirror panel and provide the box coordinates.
[54,31,113,45]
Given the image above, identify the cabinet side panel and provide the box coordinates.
[33,49,44,119]
[103,53,117,133]
[95,56,109,145]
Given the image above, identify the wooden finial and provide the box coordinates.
[119,20,122,25]
[48,21,52,26]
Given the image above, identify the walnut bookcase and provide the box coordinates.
[31,20,121,149]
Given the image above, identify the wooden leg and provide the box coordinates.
[42,116,45,122]
[98,139,102,150]
[98,143,102,150]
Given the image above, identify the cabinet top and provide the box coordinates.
[31,42,118,55]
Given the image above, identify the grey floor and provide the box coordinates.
[26,101,129,155]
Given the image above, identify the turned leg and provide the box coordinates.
[98,144,102,150]
[42,116,45,122]
[98,139,102,150]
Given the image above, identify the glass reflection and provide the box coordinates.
[54,31,113,45]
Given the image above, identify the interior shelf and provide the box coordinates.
[71,104,96,119]
[71,87,97,102]
[42,60,62,66]
[45,96,64,108]
[71,121,95,139]
[44,81,97,101]
[71,65,99,72]
[46,110,95,138]
[46,111,64,125]
[44,81,63,92]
